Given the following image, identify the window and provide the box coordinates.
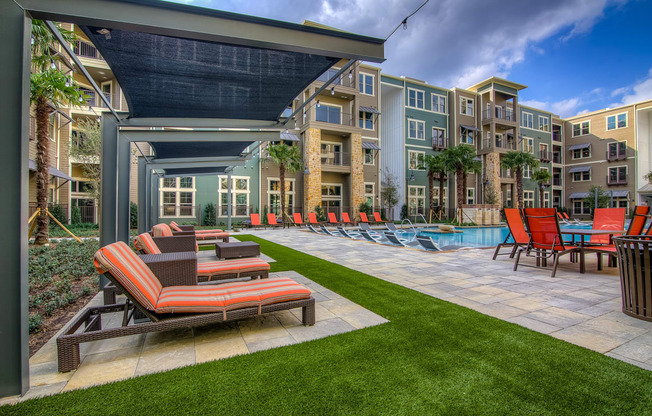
[523,137,533,153]
[315,104,341,124]
[364,183,375,206]
[461,127,474,144]
[408,89,424,109]
[408,186,425,215]
[523,165,531,179]
[572,170,591,182]
[432,127,446,148]
[364,148,375,165]
[321,184,342,213]
[318,68,343,85]
[460,97,474,116]
[607,113,627,130]
[268,178,295,215]
[408,150,425,170]
[359,111,374,129]
[359,73,374,95]
[408,120,425,140]
[432,94,446,113]
[522,112,533,129]
[160,177,195,217]
[614,198,628,210]
[608,166,627,184]
[608,141,627,159]
[573,200,591,215]
[539,143,549,159]
[572,121,590,137]
[572,146,591,159]
[466,188,475,204]
[218,176,250,216]
[321,143,343,166]
[539,116,549,132]
[524,191,534,208]
[432,186,447,208]
[543,192,550,208]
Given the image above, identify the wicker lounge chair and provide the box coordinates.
[292,213,305,227]
[267,213,283,228]
[384,231,420,248]
[56,242,314,372]
[170,221,223,234]
[493,208,530,260]
[152,223,229,244]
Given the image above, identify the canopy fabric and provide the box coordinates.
[460,124,481,132]
[569,192,590,199]
[609,190,629,197]
[81,25,339,120]
[28,159,73,181]
[162,167,227,177]
[362,142,381,150]
[359,106,380,114]
[150,141,253,159]
[280,132,300,141]
[568,166,591,173]
[639,184,652,193]
[568,143,591,151]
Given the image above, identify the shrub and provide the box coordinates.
[70,205,82,225]
[400,204,408,220]
[204,203,216,226]
[29,314,43,334]
[49,204,67,226]
[359,201,372,216]
[130,202,138,229]
[314,205,326,222]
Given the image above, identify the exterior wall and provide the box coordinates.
[380,76,405,220]
[518,106,554,208]
[637,103,652,204]
[303,127,323,212]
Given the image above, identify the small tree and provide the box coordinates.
[129,202,138,229]
[359,201,372,216]
[70,119,102,203]
[583,186,611,214]
[532,169,552,208]
[267,143,302,219]
[203,203,216,226]
[380,167,399,219]
[71,206,82,225]
[501,151,539,209]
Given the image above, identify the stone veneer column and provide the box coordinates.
[350,133,365,216]
[485,152,502,207]
[303,128,322,213]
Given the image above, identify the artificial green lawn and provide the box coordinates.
[4,236,652,415]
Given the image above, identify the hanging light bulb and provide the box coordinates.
[402,19,408,30]
[316,100,320,108]
[64,78,70,87]
[331,87,335,95]
[79,96,83,102]
[50,60,56,69]
[348,70,353,80]
[97,117,101,122]
[31,37,34,45]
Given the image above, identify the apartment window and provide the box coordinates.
[359,111,374,129]
[572,171,591,182]
[268,178,295,214]
[432,186,447,207]
[408,186,425,215]
[539,143,549,158]
[321,184,342,213]
[315,104,341,124]
[364,183,375,206]
[524,191,534,208]
[359,73,374,95]
[522,112,533,129]
[321,143,343,166]
[607,113,627,130]
[219,176,250,216]
[160,177,195,217]
[614,198,628,210]
[408,120,425,140]
[523,165,531,179]
[573,200,592,215]
[408,89,424,109]
[460,97,474,116]
[466,188,475,204]
[461,127,474,144]
[432,127,446,148]
[572,146,591,159]
[608,142,627,159]
[539,116,549,132]
[523,137,533,153]
[543,192,550,208]
[608,166,627,184]
[364,148,375,165]
[572,121,590,137]
[408,150,425,170]
[432,94,446,113]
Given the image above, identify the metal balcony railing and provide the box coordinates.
[315,72,355,89]
[482,108,515,122]
[80,90,122,111]
[553,131,562,142]
[432,136,448,150]
[539,151,552,162]
[552,153,562,164]
[500,169,513,179]
[74,40,102,60]
[553,177,562,186]
[314,109,355,126]
[321,151,350,166]
[483,138,516,150]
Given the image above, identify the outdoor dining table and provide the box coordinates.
[560,228,625,273]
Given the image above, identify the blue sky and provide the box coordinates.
[168,0,652,117]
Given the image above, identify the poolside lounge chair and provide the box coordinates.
[384,231,421,248]
[292,213,305,227]
[359,229,389,243]
[57,242,314,372]
[170,221,223,234]
[152,223,229,244]
[341,212,356,226]
[328,212,342,226]
[386,222,399,232]
[493,208,530,260]
[336,226,362,239]
[307,224,325,234]
[248,213,265,229]
[416,236,442,251]
[308,212,324,225]
[319,224,338,236]
[514,208,581,277]
[267,213,283,228]
[359,212,372,224]
[373,212,387,223]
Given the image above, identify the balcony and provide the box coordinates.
[553,131,562,142]
[607,175,627,186]
[481,107,516,129]
[314,108,355,127]
[606,150,627,161]
[539,151,552,163]
[552,152,562,164]
[74,40,102,60]
[315,72,355,89]
[321,151,351,173]
[500,168,514,180]
[553,177,562,186]
[482,137,516,152]
[432,136,449,150]
[79,90,123,111]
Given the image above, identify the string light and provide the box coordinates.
[50,60,56,69]
[316,100,320,108]
[402,19,408,30]
[331,87,335,95]
[348,70,353,80]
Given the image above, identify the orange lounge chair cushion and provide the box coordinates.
[342,212,353,223]
[360,212,370,223]
[197,258,270,278]
[155,278,311,314]
[152,223,174,237]
[134,233,162,255]
[195,232,229,241]
[293,213,304,224]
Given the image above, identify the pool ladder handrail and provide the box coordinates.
[400,218,418,240]
[417,213,429,225]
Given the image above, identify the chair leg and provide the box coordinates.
[597,253,603,271]
[513,248,524,271]
[492,244,502,260]
[551,252,560,278]
[509,245,519,259]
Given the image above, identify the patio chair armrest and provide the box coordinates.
[177,225,195,232]
[152,235,196,253]
[140,252,198,286]
[172,230,195,237]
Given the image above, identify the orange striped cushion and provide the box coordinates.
[134,233,162,255]
[152,223,173,237]
[94,242,162,310]
[195,228,224,233]
[197,258,269,277]
[169,221,182,232]
[195,232,229,240]
[155,277,310,314]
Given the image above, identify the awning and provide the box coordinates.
[569,192,590,199]
[280,132,300,142]
[362,142,381,150]
[359,106,380,114]
[568,166,591,173]
[151,141,253,159]
[461,124,481,132]
[639,183,652,193]
[162,167,227,177]
[608,190,629,197]
[568,143,591,151]
[28,159,73,181]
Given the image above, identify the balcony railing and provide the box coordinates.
[483,138,516,151]
[482,108,515,122]
[553,177,561,186]
[74,40,102,60]
[553,131,562,142]
[552,153,562,164]
[539,151,552,162]
[500,169,513,179]
[315,72,355,89]
[314,110,355,126]
[432,136,449,150]
[321,151,350,166]
[80,90,122,111]
[606,150,627,161]
[607,175,627,186]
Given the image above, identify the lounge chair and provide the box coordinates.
[493,208,530,260]
[307,224,322,234]
[359,229,389,243]
[136,229,196,253]
[170,221,223,234]
[328,212,342,226]
[373,212,387,223]
[341,212,356,226]
[384,231,421,248]
[386,222,399,232]
[267,213,283,228]
[57,241,314,372]
[586,208,625,245]
[152,223,229,244]
[336,226,362,239]
[292,213,305,227]
[514,208,581,277]
[359,212,372,224]
[307,212,324,225]
[319,224,337,236]
[248,213,265,229]
[416,236,442,251]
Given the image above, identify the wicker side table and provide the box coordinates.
[215,241,260,259]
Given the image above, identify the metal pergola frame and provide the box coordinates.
[2,0,384,397]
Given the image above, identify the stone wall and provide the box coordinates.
[350,133,365,216]
[485,152,501,207]
[461,204,501,225]
[303,128,322,212]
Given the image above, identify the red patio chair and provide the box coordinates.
[267,213,282,228]
[307,212,323,225]
[493,208,530,260]
[588,208,626,245]
[328,212,342,225]
[341,212,355,225]
[292,213,305,227]
[372,212,387,223]
[359,212,371,223]
[249,213,264,229]
[514,208,581,277]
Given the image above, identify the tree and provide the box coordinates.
[583,186,610,213]
[69,118,102,202]
[421,154,448,217]
[267,142,302,219]
[380,167,399,219]
[500,151,539,209]
[31,20,84,245]
[532,169,552,208]
[442,144,481,222]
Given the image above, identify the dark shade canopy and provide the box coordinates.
[280,132,300,141]
[461,124,481,132]
[362,142,381,150]
[359,106,380,114]
[150,141,253,159]
[569,192,590,199]
[81,25,339,120]
[568,143,591,151]
[28,159,73,181]
[569,166,591,173]
[162,167,227,177]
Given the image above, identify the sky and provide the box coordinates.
[167,0,652,118]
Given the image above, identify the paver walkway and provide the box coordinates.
[246,227,652,370]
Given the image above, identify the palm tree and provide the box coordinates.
[442,144,481,223]
[421,153,448,219]
[31,20,83,245]
[532,169,552,208]
[501,151,539,209]
[267,142,302,220]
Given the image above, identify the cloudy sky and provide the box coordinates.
[168,0,652,117]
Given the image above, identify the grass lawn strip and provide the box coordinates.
[4,235,651,415]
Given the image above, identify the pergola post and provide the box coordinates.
[99,114,120,288]
[227,171,233,231]
[145,166,153,231]
[137,156,147,234]
[117,135,131,243]
[0,4,31,396]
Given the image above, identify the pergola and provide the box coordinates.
[1,0,384,396]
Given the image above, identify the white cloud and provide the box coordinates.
[614,68,652,105]
[520,97,584,118]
